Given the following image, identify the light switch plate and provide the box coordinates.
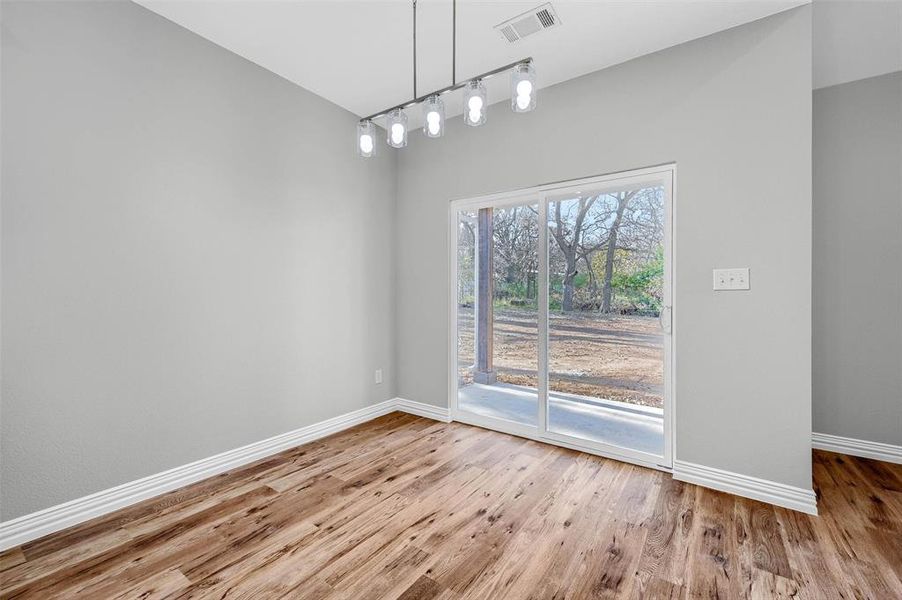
[713,268,750,290]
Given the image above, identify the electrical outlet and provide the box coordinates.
[374,369,383,384]
[713,268,750,291]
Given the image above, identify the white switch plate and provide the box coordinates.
[374,369,383,384]
[713,268,750,290]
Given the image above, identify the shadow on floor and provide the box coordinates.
[458,382,664,456]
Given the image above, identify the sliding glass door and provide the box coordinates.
[545,184,668,461]
[455,202,540,430]
[451,166,673,469]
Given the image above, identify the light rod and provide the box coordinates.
[413,0,417,98]
[452,0,456,86]
[361,57,533,124]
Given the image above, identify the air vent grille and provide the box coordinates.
[499,25,519,44]
[536,9,555,28]
[494,3,561,44]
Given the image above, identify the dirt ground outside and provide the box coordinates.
[458,307,664,408]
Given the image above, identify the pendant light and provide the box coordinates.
[511,61,536,113]
[356,120,376,157]
[423,95,445,138]
[386,109,408,148]
[462,80,487,127]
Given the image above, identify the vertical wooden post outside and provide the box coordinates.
[475,207,495,384]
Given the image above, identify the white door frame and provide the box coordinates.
[448,164,676,472]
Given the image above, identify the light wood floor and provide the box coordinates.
[1,413,900,599]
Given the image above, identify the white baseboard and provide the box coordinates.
[673,460,818,515]
[394,397,452,422]
[0,399,400,552]
[812,432,902,464]
[9,397,853,550]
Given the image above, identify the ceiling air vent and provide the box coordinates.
[494,3,561,44]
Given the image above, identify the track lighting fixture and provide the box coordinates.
[356,0,536,157]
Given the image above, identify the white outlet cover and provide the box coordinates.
[713,268,750,291]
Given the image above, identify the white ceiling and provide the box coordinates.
[813,0,902,89]
[135,0,902,124]
[135,0,811,124]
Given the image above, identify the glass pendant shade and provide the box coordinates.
[511,62,536,113]
[422,95,445,138]
[462,80,487,127]
[356,120,376,158]
[386,109,408,148]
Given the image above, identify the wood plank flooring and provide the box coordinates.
[1,413,900,599]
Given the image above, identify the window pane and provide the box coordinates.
[546,187,665,456]
[457,204,539,427]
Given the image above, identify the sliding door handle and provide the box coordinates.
[659,305,672,334]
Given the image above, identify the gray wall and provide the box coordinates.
[0,0,397,520]
[0,0,819,521]
[813,72,902,446]
[396,7,813,489]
